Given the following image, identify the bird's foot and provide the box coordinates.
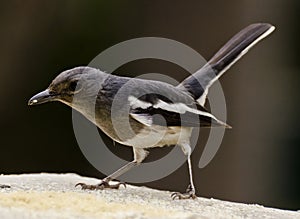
[75,180,126,190]
[0,184,10,189]
[171,191,196,200]
[171,184,196,200]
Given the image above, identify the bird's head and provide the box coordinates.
[28,66,108,108]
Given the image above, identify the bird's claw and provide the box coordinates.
[75,180,126,190]
[171,192,197,200]
[0,184,11,189]
[171,184,196,200]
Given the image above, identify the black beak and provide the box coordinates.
[28,89,58,106]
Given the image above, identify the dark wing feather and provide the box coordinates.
[129,94,229,128]
[131,107,221,127]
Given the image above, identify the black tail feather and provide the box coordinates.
[178,23,275,104]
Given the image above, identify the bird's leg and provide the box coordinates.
[76,161,136,190]
[76,148,148,190]
[171,144,197,200]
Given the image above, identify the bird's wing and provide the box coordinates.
[128,95,229,127]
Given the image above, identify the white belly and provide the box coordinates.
[123,126,192,148]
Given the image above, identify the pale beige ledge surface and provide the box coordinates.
[0,173,299,219]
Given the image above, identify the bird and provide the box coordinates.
[28,23,275,199]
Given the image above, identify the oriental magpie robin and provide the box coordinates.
[28,23,275,199]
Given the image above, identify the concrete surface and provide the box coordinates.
[0,173,299,219]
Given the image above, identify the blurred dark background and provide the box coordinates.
[1,0,299,210]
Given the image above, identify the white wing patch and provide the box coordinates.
[128,95,219,124]
[130,113,153,126]
[154,99,217,120]
[128,95,152,109]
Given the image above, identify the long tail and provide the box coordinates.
[178,23,275,106]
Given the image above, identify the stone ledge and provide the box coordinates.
[0,173,299,219]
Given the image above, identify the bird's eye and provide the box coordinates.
[69,80,81,92]
[69,81,77,91]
